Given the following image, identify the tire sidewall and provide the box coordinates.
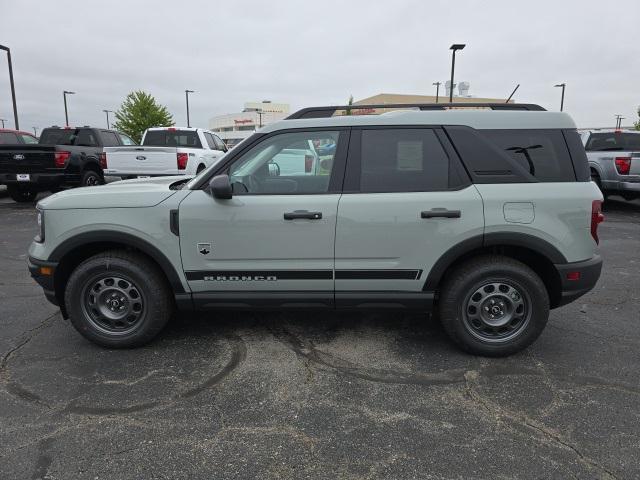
[81,169,104,187]
[8,184,38,202]
[65,255,170,348]
[440,260,549,356]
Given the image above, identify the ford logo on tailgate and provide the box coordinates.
[13,154,25,160]
[136,155,146,161]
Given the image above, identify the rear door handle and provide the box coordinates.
[421,208,461,219]
[284,210,323,220]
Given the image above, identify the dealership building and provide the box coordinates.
[210,88,507,146]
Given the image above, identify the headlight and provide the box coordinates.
[36,208,45,243]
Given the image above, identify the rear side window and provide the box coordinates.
[143,130,202,148]
[20,134,38,144]
[585,132,640,151]
[357,128,462,193]
[213,134,227,151]
[0,132,19,144]
[99,131,120,147]
[118,133,136,145]
[203,132,216,149]
[479,129,575,182]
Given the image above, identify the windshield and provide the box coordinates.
[586,132,640,151]
[143,130,202,148]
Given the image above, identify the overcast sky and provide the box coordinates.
[1,0,639,132]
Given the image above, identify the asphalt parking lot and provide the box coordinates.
[0,189,639,480]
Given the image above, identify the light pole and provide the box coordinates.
[0,44,19,129]
[449,44,465,103]
[432,82,441,103]
[185,89,194,127]
[103,109,114,129]
[63,90,75,126]
[33,127,38,136]
[0,118,5,128]
[554,83,566,111]
[256,109,265,128]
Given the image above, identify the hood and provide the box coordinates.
[38,176,190,210]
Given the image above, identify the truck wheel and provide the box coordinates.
[81,169,104,187]
[196,164,206,174]
[438,255,549,357]
[64,250,174,348]
[7,184,38,203]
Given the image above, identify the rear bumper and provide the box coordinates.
[0,172,66,189]
[554,255,602,307]
[601,178,640,193]
[28,255,59,306]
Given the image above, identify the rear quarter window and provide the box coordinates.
[479,129,575,182]
[0,132,19,144]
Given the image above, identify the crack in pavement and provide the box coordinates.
[462,370,619,480]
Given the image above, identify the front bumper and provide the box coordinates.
[554,255,603,307]
[28,255,59,306]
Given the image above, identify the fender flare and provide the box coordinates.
[423,232,567,290]
[49,230,186,293]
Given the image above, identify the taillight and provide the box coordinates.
[591,200,604,244]
[614,157,631,175]
[99,152,107,169]
[177,152,188,170]
[304,155,314,173]
[54,151,70,168]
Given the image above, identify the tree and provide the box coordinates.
[112,91,174,143]
[345,94,354,116]
[635,106,640,131]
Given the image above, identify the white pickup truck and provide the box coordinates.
[102,127,228,178]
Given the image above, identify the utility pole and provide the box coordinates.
[256,109,265,128]
[103,109,114,129]
[33,126,38,136]
[0,118,5,128]
[432,82,441,103]
[0,45,19,129]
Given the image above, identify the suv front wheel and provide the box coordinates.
[438,255,550,357]
[65,250,174,348]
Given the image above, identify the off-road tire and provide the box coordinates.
[65,250,174,348]
[438,255,549,357]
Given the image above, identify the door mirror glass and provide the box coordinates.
[268,162,280,177]
[209,174,232,199]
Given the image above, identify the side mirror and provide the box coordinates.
[268,162,280,177]
[209,174,232,199]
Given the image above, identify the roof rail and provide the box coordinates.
[286,103,546,119]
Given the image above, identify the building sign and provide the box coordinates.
[234,119,253,125]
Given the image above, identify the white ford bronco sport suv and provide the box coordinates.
[28,103,604,356]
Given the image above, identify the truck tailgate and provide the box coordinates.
[103,147,179,176]
[0,145,57,174]
[630,152,640,175]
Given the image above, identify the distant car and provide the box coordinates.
[0,126,131,202]
[102,127,227,178]
[582,129,640,201]
[0,129,39,145]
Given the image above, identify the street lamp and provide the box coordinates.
[256,109,265,128]
[185,89,194,127]
[0,44,19,129]
[103,109,114,129]
[449,44,466,102]
[432,82,441,103]
[33,127,38,136]
[554,83,566,112]
[63,90,75,126]
[0,118,5,128]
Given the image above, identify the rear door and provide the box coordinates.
[334,127,484,307]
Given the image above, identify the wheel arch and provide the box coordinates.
[49,231,186,317]
[424,233,566,308]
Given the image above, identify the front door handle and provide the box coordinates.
[284,210,323,220]
[421,208,461,219]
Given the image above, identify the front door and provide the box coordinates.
[178,129,348,308]
[334,127,484,307]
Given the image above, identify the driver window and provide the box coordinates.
[228,130,339,194]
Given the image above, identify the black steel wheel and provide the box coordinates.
[65,250,173,348]
[438,255,549,357]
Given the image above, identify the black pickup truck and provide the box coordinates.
[0,126,135,202]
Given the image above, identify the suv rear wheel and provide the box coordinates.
[81,169,104,187]
[65,250,173,348]
[7,184,38,203]
[438,255,549,357]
